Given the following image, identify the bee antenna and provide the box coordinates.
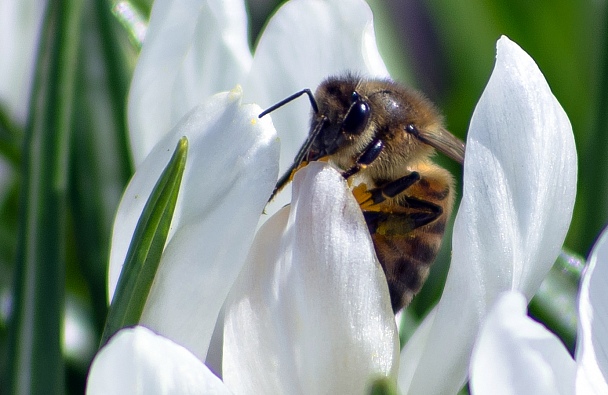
[259,88,318,118]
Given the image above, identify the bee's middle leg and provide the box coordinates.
[357,173,444,230]
[363,172,421,205]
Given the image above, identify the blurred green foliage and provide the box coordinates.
[0,0,604,393]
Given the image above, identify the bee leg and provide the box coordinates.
[362,202,444,313]
[341,138,384,179]
[362,197,444,313]
[362,197,442,236]
[363,172,421,206]
[401,196,443,228]
[362,192,443,232]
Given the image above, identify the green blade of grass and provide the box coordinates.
[577,2,608,253]
[69,0,135,335]
[100,137,188,347]
[6,0,83,393]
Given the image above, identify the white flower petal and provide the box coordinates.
[575,226,608,394]
[109,89,279,360]
[470,291,576,395]
[400,36,577,394]
[223,162,398,394]
[128,0,252,165]
[86,326,231,395]
[396,307,436,389]
[244,0,389,218]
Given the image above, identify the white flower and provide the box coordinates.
[90,0,392,393]
[106,88,280,362]
[87,326,231,394]
[87,0,578,393]
[398,35,577,394]
[126,0,388,219]
[222,162,399,393]
[469,226,608,395]
[107,0,388,360]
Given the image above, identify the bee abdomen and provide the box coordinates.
[371,222,445,312]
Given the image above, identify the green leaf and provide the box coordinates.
[0,108,23,168]
[69,0,135,334]
[100,137,188,347]
[576,2,608,252]
[6,0,83,394]
[529,248,585,355]
[398,307,420,349]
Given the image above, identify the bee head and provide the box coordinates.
[258,75,464,202]
[307,75,371,161]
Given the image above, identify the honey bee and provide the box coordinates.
[260,73,465,312]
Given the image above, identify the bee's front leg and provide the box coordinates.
[341,138,384,179]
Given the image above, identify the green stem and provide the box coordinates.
[369,377,399,395]
[7,0,83,394]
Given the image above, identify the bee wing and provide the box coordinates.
[416,128,465,165]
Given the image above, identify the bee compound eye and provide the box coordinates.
[406,123,419,136]
[342,93,370,135]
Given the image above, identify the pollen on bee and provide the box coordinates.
[352,183,371,204]
[289,161,309,181]
[250,118,257,125]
